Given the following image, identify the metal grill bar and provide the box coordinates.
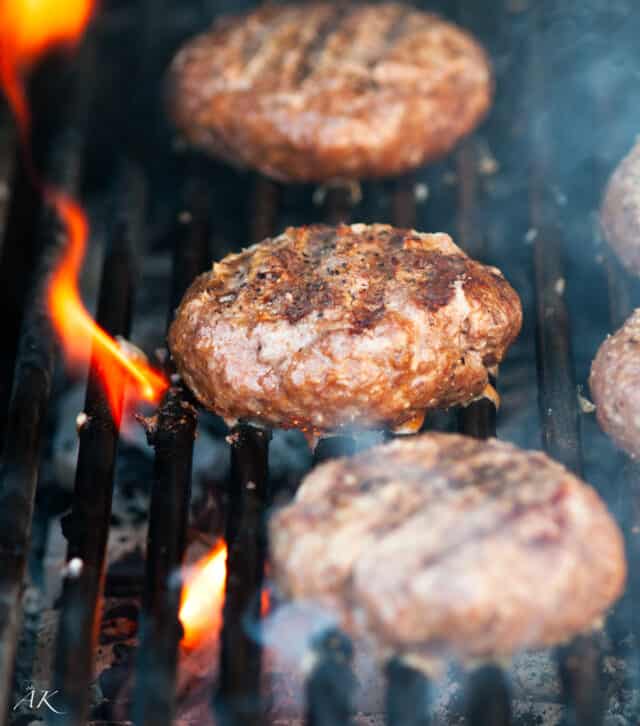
[216,424,271,726]
[604,250,635,333]
[623,460,640,662]
[134,175,209,726]
[528,0,582,477]
[0,118,14,259]
[52,221,133,724]
[528,4,602,724]
[214,174,275,726]
[0,138,41,449]
[322,185,356,226]
[0,240,55,726]
[385,659,430,726]
[455,139,498,442]
[556,636,604,726]
[392,173,417,230]
[532,226,582,474]
[0,34,95,724]
[135,386,197,725]
[466,666,511,726]
[305,630,356,726]
[313,436,356,463]
[250,176,281,247]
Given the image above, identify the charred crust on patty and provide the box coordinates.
[168,224,522,435]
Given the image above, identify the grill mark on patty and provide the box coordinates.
[414,253,467,311]
[347,483,572,642]
[409,484,570,573]
[369,4,413,67]
[283,279,335,324]
[350,294,387,332]
[321,449,569,575]
[240,8,295,80]
[239,8,281,64]
[255,6,334,86]
[294,4,354,84]
[350,462,569,558]
[215,227,475,326]
[335,446,547,507]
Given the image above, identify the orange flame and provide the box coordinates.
[0,0,94,137]
[0,0,168,423]
[260,588,270,617]
[179,541,272,650]
[179,541,228,650]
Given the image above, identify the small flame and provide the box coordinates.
[179,541,228,650]
[46,190,168,421]
[0,0,168,423]
[261,588,271,617]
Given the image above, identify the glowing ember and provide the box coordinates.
[0,0,168,422]
[179,541,228,650]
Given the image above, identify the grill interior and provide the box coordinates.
[1,1,640,725]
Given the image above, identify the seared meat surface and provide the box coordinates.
[590,309,640,458]
[168,224,521,436]
[601,140,640,276]
[167,2,492,181]
[270,433,626,662]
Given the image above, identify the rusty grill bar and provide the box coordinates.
[0,1,638,725]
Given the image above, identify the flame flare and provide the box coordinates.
[179,541,228,650]
[0,0,168,422]
[179,541,272,650]
[0,0,94,136]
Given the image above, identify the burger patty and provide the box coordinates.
[590,309,640,459]
[601,140,640,276]
[269,433,626,662]
[168,224,522,437]
[167,2,492,182]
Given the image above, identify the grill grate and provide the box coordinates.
[0,1,639,725]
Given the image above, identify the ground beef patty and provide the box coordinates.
[168,224,521,437]
[167,2,492,182]
[601,140,640,276]
[590,309,640,459]
[269,433,626,662]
